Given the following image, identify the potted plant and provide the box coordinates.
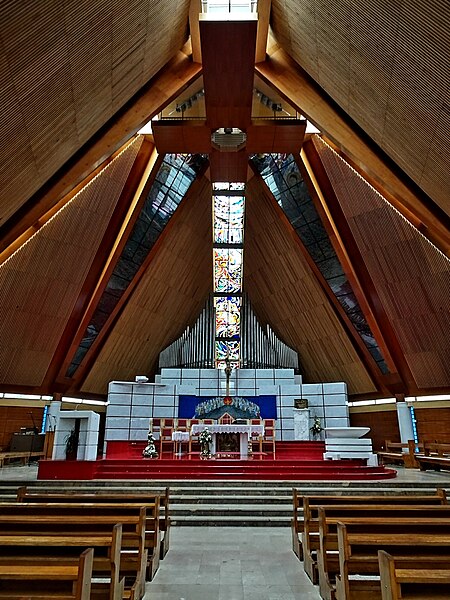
[64,428,79,460]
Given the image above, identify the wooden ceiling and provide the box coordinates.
[0,0,192,229]
[0,138,143,389]
[81,176,213,395]
[0,1,448,399]
[313,136,450,392]
[270,0,450,220]
[244,175,377,396]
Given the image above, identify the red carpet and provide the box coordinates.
[38,441,396,480]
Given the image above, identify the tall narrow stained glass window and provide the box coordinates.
[212,182,245,369]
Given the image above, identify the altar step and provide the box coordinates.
[0,478,449,527]
[91,457,394,481]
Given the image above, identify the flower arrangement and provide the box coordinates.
[310,416,323,438]
[142,432,158,459]
[199,428,213,459]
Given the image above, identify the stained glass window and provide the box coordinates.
[214,296,241,338]
[213,195,245,244]
[213,248,243,293]
[212,182,246,368]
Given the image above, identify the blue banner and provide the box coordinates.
[179,395,277,420]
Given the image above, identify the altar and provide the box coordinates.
[191,423,264,459]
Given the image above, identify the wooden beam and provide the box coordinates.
[152,120,211,153]
[256,49,450,257]
[70,166,210,394]
[246,119,306,153]
[302,138,419,396]
[255,0,271,63]
[209,149,249,183]
[189,0,202,63]
[54,150,163,388]
[0,51,202,255]
[200,17,257,130]
[41,138,155,392]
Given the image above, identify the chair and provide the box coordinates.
[261,419,276,459]
[249,419,263,459]
[188,419,200,457]
[159,423,174,459]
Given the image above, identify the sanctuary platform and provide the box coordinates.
[37,440,396,481]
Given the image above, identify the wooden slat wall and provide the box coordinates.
[415,406,450,443]
[270,0,450,215]
[0,406,44,451]
[81,176,213,395]
[244,175,376,396]
[349,407,399,451]
[314,136,450,390]
[0,0,191,226]
[0,137,142,388]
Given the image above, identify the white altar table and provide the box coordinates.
[191,424,264,459]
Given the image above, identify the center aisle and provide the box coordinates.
[145,526,321,600]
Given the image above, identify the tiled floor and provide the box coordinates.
[145,527,321,600]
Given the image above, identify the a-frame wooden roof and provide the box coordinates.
[0,0,448,399]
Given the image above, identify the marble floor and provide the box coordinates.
[145,527,321,600]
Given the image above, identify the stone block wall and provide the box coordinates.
[105,368,349,448]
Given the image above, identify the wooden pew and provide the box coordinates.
[316,509,450,600]
[291,488,448,578]
[0,503,157,598]
[0,451,45,467]
[377,440,422,468]
[0,525,124,600]
[378,550,450,600]
[334,523,450,600]
[416,442,450,472]
[0,547,94,600]
[17,486,171,559]
[9,499,161,580]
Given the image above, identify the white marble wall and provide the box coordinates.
[53,409,100,461]
[105,369,350,448]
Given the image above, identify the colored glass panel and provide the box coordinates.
[215,340,240,361]
[215,296,241,338]
[66,153,206,377]
[213,194,245,244]
[251,153,389,375]
[214,248,243,293]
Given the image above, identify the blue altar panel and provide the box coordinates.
[178,395,277,420]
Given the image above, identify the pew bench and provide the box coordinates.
[334,523,450,600]
[0,505,155,599]
[1,500,161,582]
[291,488,448,581]
[377,440,422,469]
[17,486,171,559]
[378,550,450,600]
[0,526,127,600]
[0,547,94,600]
[0,451,45,467]
[317,512,450,600]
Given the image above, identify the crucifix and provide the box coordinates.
[224,355,233,400]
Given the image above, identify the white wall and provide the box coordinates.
[105,368,349,448]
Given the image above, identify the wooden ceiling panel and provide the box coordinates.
[314,136,450,390]
[81,176,213,395]
[209,150,249,183]
[152,120,211,153]
[200,18,257,130]
[0,0,191,227]
[244,175,377,396]
[270,0,450,217]
[0,138,142,388]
